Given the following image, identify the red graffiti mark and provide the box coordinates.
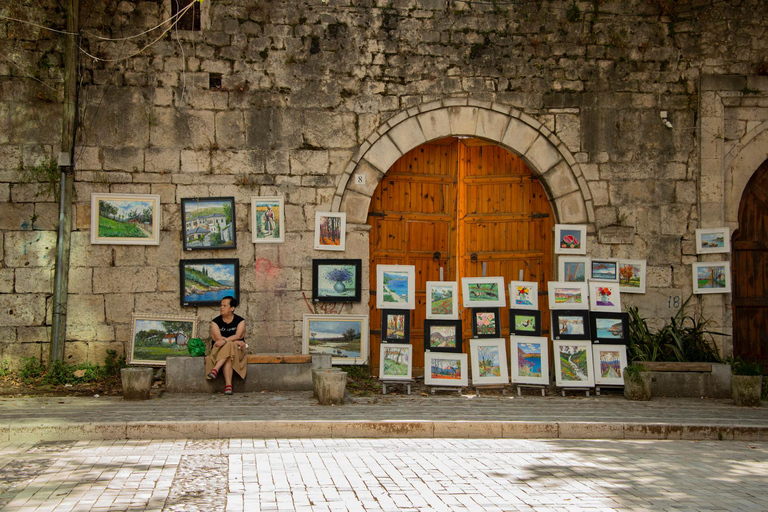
[254,258,281,278]
[301,292,346,314]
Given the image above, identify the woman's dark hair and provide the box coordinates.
[223,296,238,308]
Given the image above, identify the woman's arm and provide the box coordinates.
[210,321,227,347]
[227,320,246,350]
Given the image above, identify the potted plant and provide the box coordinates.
[624,363,651,401]
[731,358,763,407]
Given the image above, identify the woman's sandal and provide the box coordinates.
[207,368,218,380]
[224,384,233,395]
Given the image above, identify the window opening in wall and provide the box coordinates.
[209,73,222,89]
[172,0,201,31]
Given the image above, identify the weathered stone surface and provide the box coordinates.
[0,269,13,293]
[4,231,57,267]
[289,150,329,176]
[0,203,35,230]
[303,112,356,149]
[93,267,158,293]
[14,267,53,294]
[0,294,46,327]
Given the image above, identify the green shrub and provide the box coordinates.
[624,363,647,379]
[0,360,11,377]
[103,349,126,378]
[19,357,45,383]
[730,357,762,376]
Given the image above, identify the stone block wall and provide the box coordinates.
[0,0,767,365]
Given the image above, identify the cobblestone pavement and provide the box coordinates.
[0,438,766,511]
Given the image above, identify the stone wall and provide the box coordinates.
[0,0,767,365]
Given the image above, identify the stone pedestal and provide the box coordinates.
[316,370,347,405]
[624,372,652,401]
[312,368,342,398]
[121,367,153,400]
[732,375,762,407]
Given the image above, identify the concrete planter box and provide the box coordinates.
[315,370,347,405]
[640,362,732,398]
[624,372,652,401]
[121,367,153,400]
[732,375,763,407]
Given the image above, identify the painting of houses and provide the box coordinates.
[182,197,236,250]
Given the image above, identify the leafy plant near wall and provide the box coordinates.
[19,156,61,202]
[627,296,724,363]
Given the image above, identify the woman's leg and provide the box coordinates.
[222,356,234,386]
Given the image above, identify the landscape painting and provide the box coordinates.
[426,281,458,319]
[692,262,731,294]
[554,341,594,387]
[91,193,161,245]
[252,196,284,243]
[559,257,590,282]
[618,259,646,294]
[462,277,506,307]
[129,314,197,366]
[510,336,549,385]
[376,265,416,309]
[470,338,508,385]
[552,310,590,340]
[424,352,468,387]
[695,228,730,254]
[180,259,239,307]
[548,282,589,310]
[379,344,412,380]
[314,212,346,251]
[381,309,410,343]
[592,344,628,385]
[423,320,462,353]
[302,314,369,365]
[590,312,629,344]
[590,260,619,282]
[182,197,236,250]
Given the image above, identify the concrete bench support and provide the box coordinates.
[639,362,731,398]
[315,370,348,405]
[121,367,153,400]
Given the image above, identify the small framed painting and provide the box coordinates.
[424,351,468,387]
[553,340,595,388]
[471,308,501,339]
[425,281,459,319]
[179,259,239,307]
[461,276,506,308]
[314,212,346,251]
[592,344,628,386]
[558,256,590,282]
[509,309,542,336]
[181,197,236,251]
[312,259,362,302]
[589,282,621,312]
[381,309,410,343]
[552,310,591,341]
[590,259,619,282]
[508,281,538,310]
[695,227,730,254]
[302,314,369,365]
[376,264,416,310]
[129,313,198,366]
[618,259,646,294]
[470,338,509,385]
[510,336,549,385]
[252,196,284,243]
[90,193,161,245]
[692,261,732,294]
[423,319,463,353]
[554,224,587,255]
[379,343,413,381]
[548,281,589,310]
[590,312,629,344]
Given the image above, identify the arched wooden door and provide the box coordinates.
[368,138,555,375]
[732,159,768,367]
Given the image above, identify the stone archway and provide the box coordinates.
[724,121,768,227]
[331,99,592,225]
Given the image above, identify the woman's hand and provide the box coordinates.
[236,340,246,350]
[214,339,226,348]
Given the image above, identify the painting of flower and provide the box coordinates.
[508,281,538,310]
[589,282,621,312]
[312,260,362,302]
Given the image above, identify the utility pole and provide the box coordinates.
[50,0,79,365]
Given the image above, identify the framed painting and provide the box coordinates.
[589,282,622,312]
[471,308,501,339]
[425,281,459,319]
[423,319,463,353]
[508,281,538,310]
[695,227,730,254]
[90,193,161,245]
[547,281,589,310]
[590,312,629,344]
[558,256,590,283]
[592,344,628,386]
[692,261,732,294]
[379,343,413,381]
[424,351,468,387]
[129,313,198,366]
[618,259,646,294]
[590,259,619,282]
[179,259,239,307]
[302,314,369,365]
[380,309,410,343]
[252,196,284,243]
[553,340,595,388]
[554,224,587,255]
[552,310,591,341]
[376,264,416,310]
[509,309,542,336]
[314,212,346,251]
[510,336,549,385]
[461,276,506,308]
[470,338,509,385]
[312,259,362,302]
[181,197,236,251]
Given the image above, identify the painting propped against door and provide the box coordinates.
[368,138,555,376]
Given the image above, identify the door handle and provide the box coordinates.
[470,253,478,262]
[433,251,441,261]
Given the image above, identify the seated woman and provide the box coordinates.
[206,296,246,395]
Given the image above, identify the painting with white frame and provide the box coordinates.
[510,336,549,385]
[618,259,646,294]
[508,281,538,310]
[554,224,587,255]
[302,314,369,365]
[314,212,346,251]
[379,343,413,381]
[695,228,730,254]
[589,282,622,312]
[553,340,595,387]
[461,276,507,308]
[91,193,161,246]
[547,281,589,310]
[592,344,628,386]
[692,261,732,294]
[590,259,619,282]
[470,338,509,385]
[425,281,459,319]
[376,264,416,309]
[424,351,468,387]
[558,256,591,282]
[252,196,284,243]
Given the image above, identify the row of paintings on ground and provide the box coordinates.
[379,338,628,389]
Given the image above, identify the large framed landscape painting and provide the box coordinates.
[302,314,369,365]
[180,259,239,307]
[510,336,549,385]
[469,338,509,386]
[553,340,595,388]
[90,193,161,245]
[129,314,198,366]
[252,196,284,243]
[312,259,362,302]
[181,197,236,251]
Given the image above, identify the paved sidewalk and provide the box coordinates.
[0,391,766,442]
